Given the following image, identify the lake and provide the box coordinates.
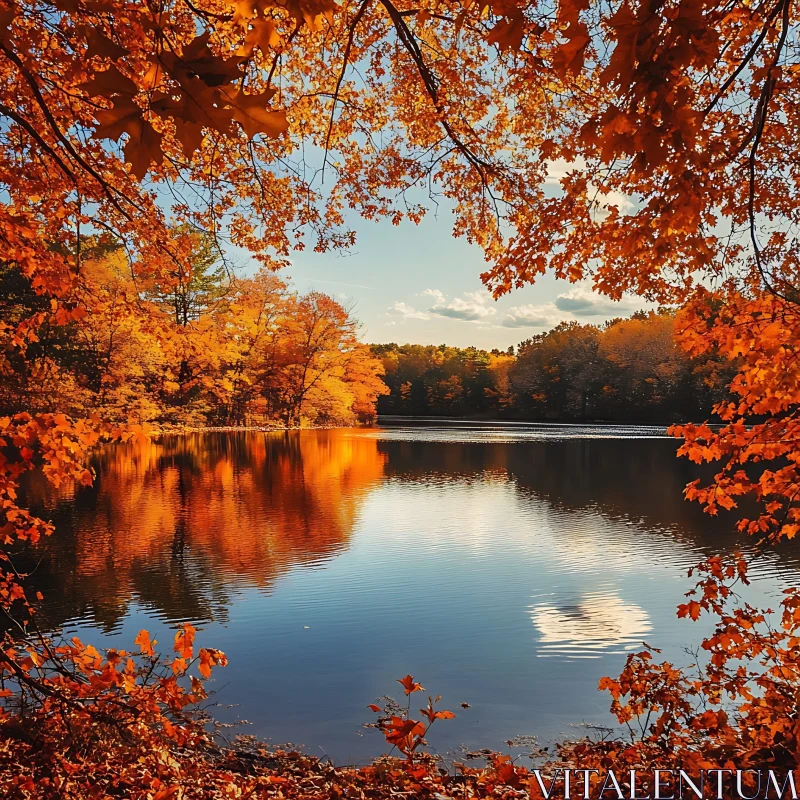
[19,420,800,764]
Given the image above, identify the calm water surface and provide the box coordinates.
[20,421,800,763]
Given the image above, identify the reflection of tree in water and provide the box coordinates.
[18,430,386,632]
[377,436,800,570]
[503,438,729,535]
[18,429,800,637]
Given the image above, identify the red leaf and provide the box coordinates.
[398,674,423,695]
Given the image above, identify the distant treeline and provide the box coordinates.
[371,311,735,422]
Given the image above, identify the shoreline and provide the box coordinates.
[156,422,363,434]
[155,417,681,435]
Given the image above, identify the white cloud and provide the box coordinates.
[555,284,644,317]
[544,157,584,187]
[387,284,648,332]
[589,188,635,221]
[387,301,430,321]
[597,189,634,215]
[544,158,634,218]
[463,290,492,305]
[427,289,497,322]
[501,302,566,329]
[420,288,446,306]
[500,286,651,329]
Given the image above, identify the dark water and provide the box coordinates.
[19,421,800,763]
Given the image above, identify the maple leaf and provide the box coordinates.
[601,2,638,87]
[134,630,155,657]
[398,674,423,695]
[123,116,164,179]
[229,0,264,23]
[285,0,338,31]
[173,119,206,159]
[487,11,526,52]
[240,17,280,56]
[678,600,703,621]
[0,7,15,44]
[421,698,456,722]
[382,716,426,746]
[224,88,288,140]
[149,92,207,158]
[93,97,143,141]
[174,622,196,660]
[229,0,337,30]
[80,65,138,98]
[162,33,244,90]
[782,523,800,539]
[140,59,168,92]
[153,78,235,137]
[552,21,590,76]
[491,756,519,787]
[198,654,212,679]
[197,647,226,678]
[84,28,129,61]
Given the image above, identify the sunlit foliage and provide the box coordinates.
[1,240,387,428]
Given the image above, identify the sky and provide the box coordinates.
[229,164,651,351]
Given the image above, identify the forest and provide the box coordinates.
[373,312,734,422]
[0,229,387,429]
[4,246,737,427]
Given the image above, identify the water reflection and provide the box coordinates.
[21,426,800,636]
[22,431,385,631]
[374,433,788,571]
[15,423,800,760]
[529,591,652,659]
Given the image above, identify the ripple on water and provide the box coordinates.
[528,590,653,660]
[367,420,671,444]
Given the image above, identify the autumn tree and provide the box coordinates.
[511,322,603,419]
[0,236,166,421]
[484,351,515,411]
[341,344,390,422]
[263,291,375,426]
[209,267,289,425]
[373,321,727,421]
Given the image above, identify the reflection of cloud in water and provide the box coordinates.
[529,592,652,659]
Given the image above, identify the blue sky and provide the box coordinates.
[223,159,649,350]
[270,203,649,350]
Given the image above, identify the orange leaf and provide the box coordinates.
[398,674,424,695]
[174,622,196,660]
[223,88,288,140]
[134,629,155,657]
